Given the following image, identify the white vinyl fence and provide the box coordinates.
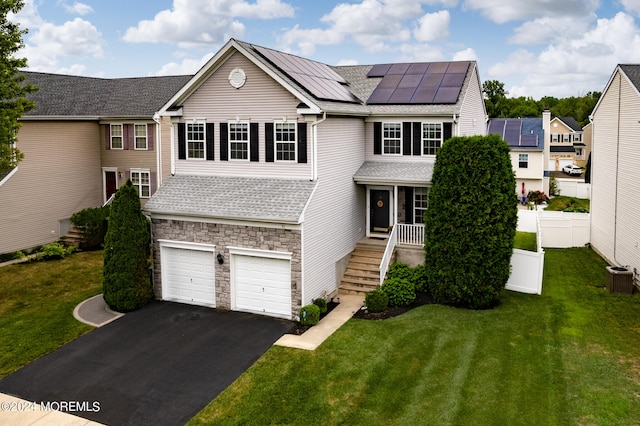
[555,179,591,199]
[517,209,590,248]
[507,214,544,295]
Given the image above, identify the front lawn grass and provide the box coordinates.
[514,231,537,251]
[0,251,103,378]
[546,196,590,212]
[190,248,640,425]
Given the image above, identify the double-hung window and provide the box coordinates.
[187,122,205,159]
[414,187,430,224]
[383,122,402,155]
[422,123,442,156]
[275,122,296,161]
[134,124,148,150]
[562,134,571,143]
[551,134,559,142]
[519,153,529,168]
[229,122,249,160]
[130,169,150,198]
[110,124,123,149]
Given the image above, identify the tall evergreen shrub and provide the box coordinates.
[103,180,153,311]
[424,134,517,309]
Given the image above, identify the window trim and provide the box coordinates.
[130,169,151,198]
[186,121,206,160]
[274,120,297,162]
[382,122,402,155]
[228,121,250,161]
[134,123,148,150]
[422,122,443,156]
[562,133,571,143]
[518,153,529,168]
[413,187,429,224]
[110,124,123,150]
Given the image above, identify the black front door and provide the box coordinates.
[370,190,390,233]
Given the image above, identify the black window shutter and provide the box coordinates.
[443,122,453,143]
[105,125,111,150]
[405,187,414,224]
[373,122,382,155]
[412,122,421,156]
[220,123,228,161]
[250,122,259,162]
[297,122,307,163]
[265,123,274,162]
[403,122,412,155]
[178,123,186,160]
[206,123,215,161]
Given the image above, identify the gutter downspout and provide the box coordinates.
[310,111,326,181]
[153,113,162,186]
[170,121,176,176]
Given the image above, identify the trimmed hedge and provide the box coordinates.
[313,297,328,314]
[381,277,416,307]
[70,205,109,250]
[365,289,388,312]
[424,134,517,309]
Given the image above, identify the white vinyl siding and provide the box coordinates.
[302,117,366,305]
[457,64,487,137]
[177,51,311,179]
[591,68,640,278]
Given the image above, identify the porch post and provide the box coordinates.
[393,185,398,226]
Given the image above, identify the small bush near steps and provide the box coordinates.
[365,289,388,313]
[381,277,416,307]
[312,297,328,314]
[299,304,320,326]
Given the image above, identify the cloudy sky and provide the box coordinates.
[10,0,640,99]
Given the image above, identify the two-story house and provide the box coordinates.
[487,116,546,201]
[143,39,487,319]
[549,116,584,172]
[589,64,640,284]
[0,72,191,254]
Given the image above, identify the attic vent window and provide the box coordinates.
[229,68,246,89]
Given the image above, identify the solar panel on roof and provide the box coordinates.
[252,45,359,103]
[520,135,538,147]
[487,119,506,135]
[504,121,522,145]
[366,60,470,105]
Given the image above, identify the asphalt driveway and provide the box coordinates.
[0,301,292,425]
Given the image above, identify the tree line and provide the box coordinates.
[482,80,600,127]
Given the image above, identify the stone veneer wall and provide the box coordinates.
[151,218,302,315]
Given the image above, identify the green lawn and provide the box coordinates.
[546,196,590,212]
[0,251,103,377]
[514,231,537,251]
[190,248,640,425]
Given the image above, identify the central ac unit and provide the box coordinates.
[605,266,634,294]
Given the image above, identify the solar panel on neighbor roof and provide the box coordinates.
[366,61,470,105]
[253,45,359,103]
[504,121,522,145]
[487,119,506,135]
[520,135,538,147]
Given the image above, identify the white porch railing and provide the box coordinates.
[379,225,398,286]
[397,224,425,246]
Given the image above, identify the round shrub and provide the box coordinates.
[312,297,328,314]
[365,289,388,313]
[299,304,320,326]
[387,262,413,280]
[381,277,416,306]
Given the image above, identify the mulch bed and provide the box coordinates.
[352,291,435,320]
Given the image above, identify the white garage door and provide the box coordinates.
[163,246,215,307]
[234,255,291,319]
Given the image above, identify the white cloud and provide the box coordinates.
[336,58,359,66]
[277,25,343,56]
[63,2,93,16]
[452,47,478,61]
[489,12,640,98]
[398,43,445,62]
[30,18,103,57]
[463,0,599,24]
[123,0,294,47]
[621,0,640,15]
[414,10,450,42]
[152,53,215,76]
[509,16,593,45]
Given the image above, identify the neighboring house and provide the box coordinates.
[487,116,545,201]
[589,64,640,282]
[0,72,191,254]
[549,116,584,171]
[143,38,487,319]
[577,122,592,169]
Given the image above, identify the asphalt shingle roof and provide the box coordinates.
[620,64,640,92]
[557,116,582,132]
[22,72,193,118]
[353,161,434,185]
[143,175,317,223]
